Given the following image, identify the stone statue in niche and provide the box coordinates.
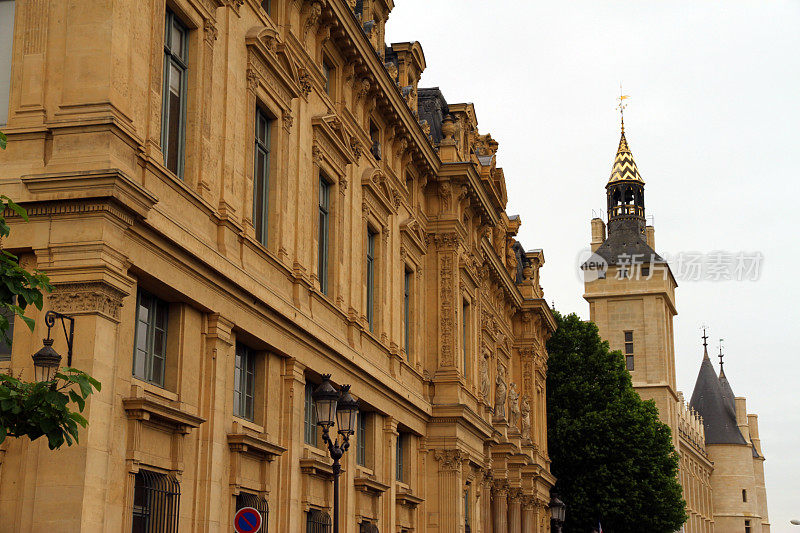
[480,353,490,402]
[508,382,520,427]
[520,395,531,439]
[506,237,518,275]
[494,364,507,420]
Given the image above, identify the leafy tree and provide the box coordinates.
[546,311,686,533]
[0,134,101,449]
[0,368,100,449]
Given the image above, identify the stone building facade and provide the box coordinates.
[583,121,770,532]
[0,0,555,532]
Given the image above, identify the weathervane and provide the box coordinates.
[617,84,630,132]
[718,338,725,372]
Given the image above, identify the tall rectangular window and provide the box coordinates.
[304,381,317,445]
[0,0,15,126]
[356,411,367,466]
[462,299,470,376]
[162,10,188,178]
[395,432,405,482]
[133,289,169,387]
[132,470,180,533]
[0,300,14,361]
[745,519,751,533]
[366,228,376,331]
[253,107,272,245]
[322,57,333,96]
[404,268,412,359]
[464,487,471,532]
[624,330,634,371]
[318,176,330,294]
[233,343,255,421]
[237,492,269,532]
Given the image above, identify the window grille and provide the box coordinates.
[359,521,379,533]
[306,509,331,533]
[132,469,180,533]
[236,492,268,532]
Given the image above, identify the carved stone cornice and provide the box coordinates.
[20,168,159,223]
[227,431,286,461]
[48,282,127,322]
[123,396,205,434]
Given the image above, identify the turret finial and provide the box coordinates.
[617,84,630,134]
[718,338,725,375]
[701,325,709,358]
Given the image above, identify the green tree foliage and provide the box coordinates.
[546,312,686,533]
[1,195,53,345]
[0,368,100,449]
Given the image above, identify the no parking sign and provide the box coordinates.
[233,507,262,533]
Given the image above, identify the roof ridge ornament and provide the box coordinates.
[617,84,630,134]
[718,338,725,376]
[701,325,710,359]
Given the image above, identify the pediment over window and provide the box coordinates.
[245,26,302,110]
[312,114,356,176]
[400,219,428,256]
[361,167,397,216]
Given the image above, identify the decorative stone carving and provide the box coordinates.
[494,364,507,420]
[521,395,531,439]
[439,254,454,366]
[438,181,451,212]
[357,78,371,101]
[506,237,518,274]
[49,282,126,322]
[508,382,520,427]
[203,19,218,44]
[282,112,294,132]
[480,352,490,402]
[434,449,464,472]
[297,67,312,97]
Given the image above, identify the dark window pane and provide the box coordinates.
[624,331,633,342]
[624,342,634,354]
[626,355,634,371]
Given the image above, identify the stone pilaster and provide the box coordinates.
[492,481,509,533]
[433,449,465,533]
[508,489,522,533]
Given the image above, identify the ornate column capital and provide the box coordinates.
[433,448,465,472]
[48,282,127,322]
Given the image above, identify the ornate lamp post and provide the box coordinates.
[312,374,359,533]
[31,311,74,382]
[549,493,566,533]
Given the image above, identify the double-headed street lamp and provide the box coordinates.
[312,374,359,533]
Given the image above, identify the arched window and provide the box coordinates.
[623,187,635,205]
[306,509,331,533]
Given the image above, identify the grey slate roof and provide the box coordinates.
[689,350,747,445]
[593,220,665,266]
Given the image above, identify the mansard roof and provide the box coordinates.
[689,348,747,445]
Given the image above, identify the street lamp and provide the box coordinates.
[549,492,566,533]
[31,311,74,382]
[312,374,359,533]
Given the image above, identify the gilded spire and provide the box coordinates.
[608,89,644,184]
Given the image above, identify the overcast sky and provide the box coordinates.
[387,1,800,530]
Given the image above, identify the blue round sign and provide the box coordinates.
[233,507,262,533]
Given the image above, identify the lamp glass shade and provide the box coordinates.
[32,339,61,382]
[312,376,339,427]
[336,388,359,435]
[550,494,565,522]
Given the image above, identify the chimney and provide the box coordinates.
[735,397,750,442]
[591,218,606,252]
[645,225,655,249]
[748,414,763,456]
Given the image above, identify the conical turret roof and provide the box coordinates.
[607,122,644,184]
[689,344,747,445]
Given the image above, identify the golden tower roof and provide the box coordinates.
[607,118,644,184]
